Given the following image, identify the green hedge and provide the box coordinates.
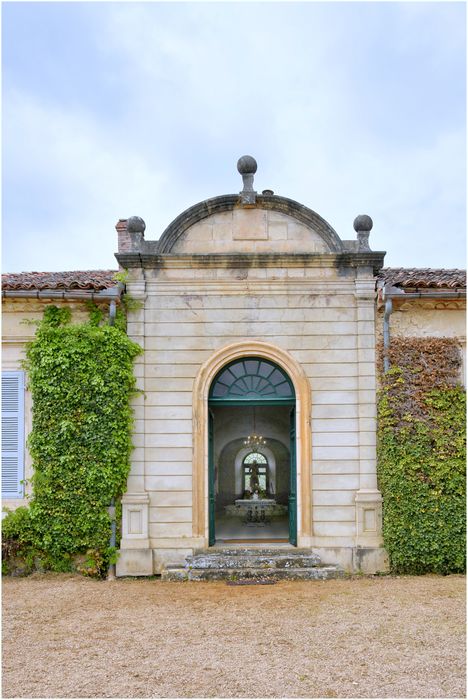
[2,305,141,576]
[377,338,466,574]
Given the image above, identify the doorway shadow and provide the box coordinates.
[215,512,289,542]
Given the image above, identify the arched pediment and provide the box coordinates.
[157,194,344,254]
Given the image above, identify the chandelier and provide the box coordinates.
[243,407,267,452]
[243,433,267,451]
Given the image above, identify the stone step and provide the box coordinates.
[186,553,322,569]
[161,565,345,582]
[161,547,344,582]
[196,547,315,557]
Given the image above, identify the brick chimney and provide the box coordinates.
[115,216,146,253]
[116,219,130,253]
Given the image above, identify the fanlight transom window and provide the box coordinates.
[209,358,294,400]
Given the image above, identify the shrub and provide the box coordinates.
[2,305,142,577]
[377,338,466,574]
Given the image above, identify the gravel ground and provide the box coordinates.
[2,573,465,698]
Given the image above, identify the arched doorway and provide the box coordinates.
[208,357,296,545]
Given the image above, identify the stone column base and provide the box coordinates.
[121,492,150,547]
[355,489,383,548]
[313,546,389,574]
[116,549,153,577]
[352,546,389,574]
[117,492,153,576]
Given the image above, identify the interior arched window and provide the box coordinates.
[243,452,268,493]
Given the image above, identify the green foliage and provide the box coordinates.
[74,548,108,577]
[42,305,72,327]
[2,305,142,577]
[85,301,105,327]
[2,506,33,543]
[113,306,128,332]
[377,338,466,575]
[2,507,35,571]
[121,295,143,314]
[113,270,129,284]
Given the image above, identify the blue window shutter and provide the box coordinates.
[2,371,25,498]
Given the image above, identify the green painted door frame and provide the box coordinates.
[208,409,215,546]
[289,406,297,546]
[207,400,297,546]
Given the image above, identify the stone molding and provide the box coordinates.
[139,281,367,297]
[393,299,466,311]
[155,194,344,254]
[191,340,312,543]
[116,251,386,274]
[2,299,108,314]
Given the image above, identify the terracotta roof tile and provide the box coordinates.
[3,267,466,292]
[378,268,466,290]
[2,270,118,291]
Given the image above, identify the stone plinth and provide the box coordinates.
[225,499,288,518]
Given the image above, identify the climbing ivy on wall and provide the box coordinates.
[377,337,466,574]
[2,305,142,576]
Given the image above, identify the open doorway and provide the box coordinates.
[211,405,294,542]
[208,357,296,545]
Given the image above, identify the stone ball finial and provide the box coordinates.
[353,214,373,232]
[127,216,146,234]
[237,155,258,175]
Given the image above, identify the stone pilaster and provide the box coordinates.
[124,277,147,497]
[354,270,383,549]
[116,275,153,576]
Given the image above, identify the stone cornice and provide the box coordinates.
[115,251,386,275]
[376,293,466,312]
[387,298,466,311]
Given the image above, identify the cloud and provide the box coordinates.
[2,2,465,271]
[271,113,466,266]
[3,88,171,271]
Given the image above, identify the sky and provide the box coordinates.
[2,1,466,273]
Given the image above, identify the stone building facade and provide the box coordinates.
[2,158,466,575]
